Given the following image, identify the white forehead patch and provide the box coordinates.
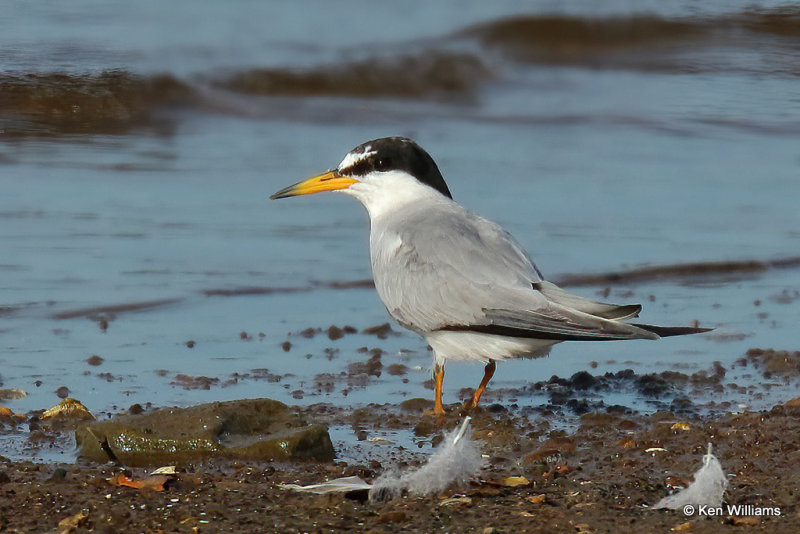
[338,145,376,172]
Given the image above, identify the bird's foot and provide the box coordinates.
[462,393,484,413]
[423,406,447,426]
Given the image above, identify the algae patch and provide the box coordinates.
[75,398,334,466]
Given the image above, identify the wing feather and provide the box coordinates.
[369,199,658,342]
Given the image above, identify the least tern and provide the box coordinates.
[272,137,708,415]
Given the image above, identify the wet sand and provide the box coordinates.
[1,348,799,533]
[1,403,799,532]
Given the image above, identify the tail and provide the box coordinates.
[629,323,711,338]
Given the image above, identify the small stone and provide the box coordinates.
[58,510,89,531]
[55,386,70,399]
[298,327,317,338]
[399,398,434,413]
[0,388,26,400]
[526,494,546,504]
[42,398,94,421]
[500,476,530,487]
[327,325,344,340]
[86,355,104,366]
[376,511,407,524]
[386,363,407,376]
[413,420,436,437]
[185,340,195,348]
[439,496,472,506]
[570,370,597,390]
[281,341,292,352]
[361,323,394,339]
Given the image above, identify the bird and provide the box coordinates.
[271,137,709,416]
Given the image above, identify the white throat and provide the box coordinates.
[341,170,446,221]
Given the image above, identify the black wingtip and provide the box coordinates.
[629,324,712,338]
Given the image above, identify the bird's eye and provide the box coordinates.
[375,158,391,172]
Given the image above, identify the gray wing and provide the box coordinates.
[370,201,657,341]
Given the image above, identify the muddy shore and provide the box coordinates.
[1,366,799,533]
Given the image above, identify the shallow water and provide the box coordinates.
[2,2,799,456]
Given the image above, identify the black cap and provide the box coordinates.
[339,137,452,199]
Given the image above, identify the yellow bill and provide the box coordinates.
[270,170,358,199]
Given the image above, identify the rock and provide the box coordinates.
[439,496,473,506]
[361,322,395,339]
[399,398,434,413]
[0,406,25,424]
[0,388,27,400]
[75,398,334,466]
[386,363,407,376]
[86,355,104,366]
[347,353,382,377]
[570,370,597,390]
[57,510,89,533]
[499,476,530,487]
[784,397,800,416]
[327,325,344,340]
[42,398,95,422]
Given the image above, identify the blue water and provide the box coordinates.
[1,1,799,450]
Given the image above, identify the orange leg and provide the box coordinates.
[433,363,445,416]
[464,360,496,411]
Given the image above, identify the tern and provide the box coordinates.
[271,137,708,415]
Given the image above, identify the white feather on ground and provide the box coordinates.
[278,475,372,494]
[369,416,483,501]
[278,417,483,500]
[654,443,728,509]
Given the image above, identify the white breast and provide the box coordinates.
[426,330,557,366]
